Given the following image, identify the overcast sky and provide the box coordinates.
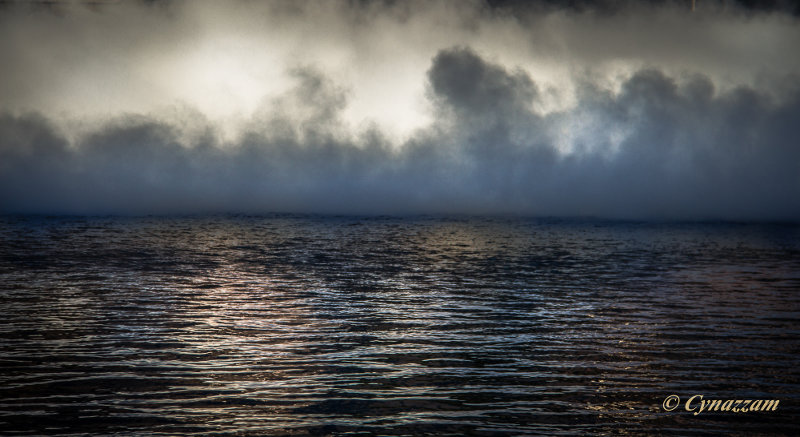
[1,0,798,220]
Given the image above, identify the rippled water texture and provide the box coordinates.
[1,215,799,435]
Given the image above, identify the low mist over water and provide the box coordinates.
[1,215,798,435]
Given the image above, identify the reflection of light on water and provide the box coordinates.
[2,217,799,435]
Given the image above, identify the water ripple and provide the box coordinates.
[1,216,798,435]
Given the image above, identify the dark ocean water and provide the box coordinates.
[0,215,798,436]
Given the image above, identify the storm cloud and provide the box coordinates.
[1,0,799,220]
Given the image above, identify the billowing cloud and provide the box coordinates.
[1,1,799,220]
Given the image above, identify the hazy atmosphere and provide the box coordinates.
[2,0,799,219]
[3,3,800,435]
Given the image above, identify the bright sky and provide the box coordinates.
[2,0,797,146]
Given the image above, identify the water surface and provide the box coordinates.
[1,215,798,435]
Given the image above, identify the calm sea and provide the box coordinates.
[1,215,798,435]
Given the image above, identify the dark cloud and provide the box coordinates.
[1,47,798,220]
[429,47,537,120]
[486,0,800,15]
